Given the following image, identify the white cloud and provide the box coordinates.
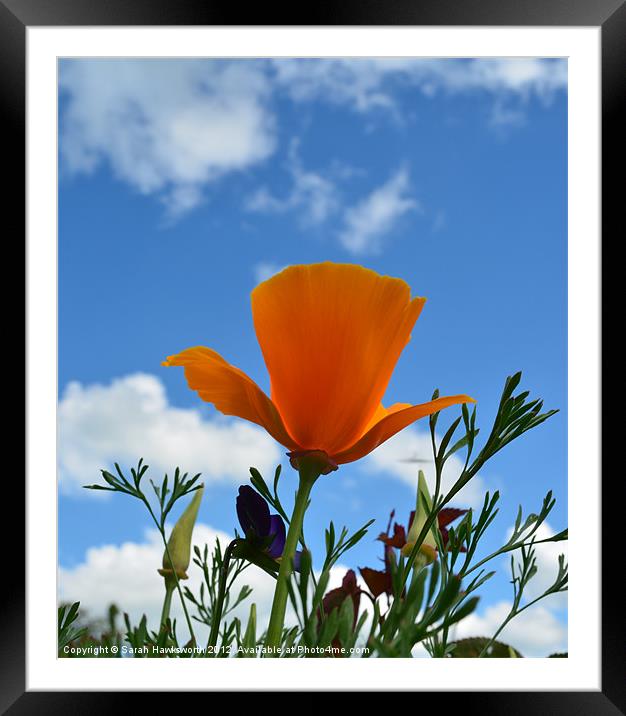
[59,60,275,215]
[273,58,567,115]
[273,59,400,113]
[246,140,338,226]
[60,524,259,645]
[408,58,567,97]
[59,58,566,217]
[365,425,487,509]
[247,153,419,254]
[59,373,281,495]
[59,522,359,646]
[339,168,419,254]
[452,600,567,657]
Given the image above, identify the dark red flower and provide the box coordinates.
[322,569,361,620]
[359,506,468,598]
[320,569,362,654]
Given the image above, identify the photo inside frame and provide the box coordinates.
[56,56,568,662]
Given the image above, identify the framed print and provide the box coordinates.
[5,0,621,710]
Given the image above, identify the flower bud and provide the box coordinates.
[158,486,204,581]
[401,471,438,566]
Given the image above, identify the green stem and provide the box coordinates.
[161,537,197,645]
[265,460,319,652]
[141,496,197,646]
[206,538,239,655]
[160,579,175,630]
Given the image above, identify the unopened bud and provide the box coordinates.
[158,487,204,581]
[401,471,438,566]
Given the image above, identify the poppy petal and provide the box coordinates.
[361,402,412,434]
[163,346,297,450]
[251,263,426,455]
[333,394,475,464]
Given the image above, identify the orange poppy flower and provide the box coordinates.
[163,262,474,470]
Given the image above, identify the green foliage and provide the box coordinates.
[184,537,253,655]
[85,459,202,533]
[83,459,204,649]
[67,371,567,658]
[58,602,88,655]
[249,465,291,525]
[58,602,125,658]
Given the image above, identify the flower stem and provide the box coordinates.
[161,536,197,645]
[264,459,320,652]
[160,579,175,630]
[141,495,197,646]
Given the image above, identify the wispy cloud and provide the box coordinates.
[59,60,275,216]
[339,168,419,254]
[59,373,281,495]
[273,58,567,115]
[246,140,338,226]
[489,98,527,130]
[432,209,447,233]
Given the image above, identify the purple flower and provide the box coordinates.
[236,486,301,569]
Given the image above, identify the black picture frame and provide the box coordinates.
[5,0,620,710]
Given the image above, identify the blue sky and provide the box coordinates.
[58,58,567,656]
